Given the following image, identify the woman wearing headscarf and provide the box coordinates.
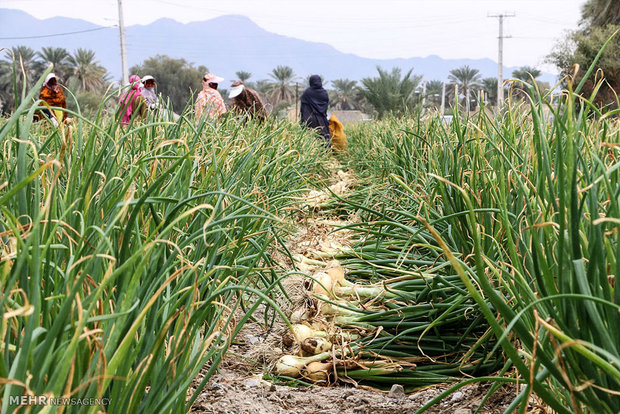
[38,73,66,126]
[118,74,147,125]
[141,75,159,109]
[229,81,267,122]
[300,75,330,144]
[195,73,227,120]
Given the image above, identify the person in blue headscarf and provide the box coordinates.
[300,75,330,144]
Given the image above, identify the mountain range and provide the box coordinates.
[0,8,557,86]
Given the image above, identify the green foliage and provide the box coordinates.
[329,78,360,110]
[67,48,108,92]
[481,77,498,106]
[448,65,482,111]
[267,65,297,106]
[0,71,329,412]
[510,66,544,101]
[424,80,444,108]
[37,47,72,82]
[582,0,620,27]
[343,79,619,412]
[235,70,252,82]
[548,0,620,107]
[0,46,109,114]
[130,55,208,113]
[511,65,542,81]
[359,66,422,118]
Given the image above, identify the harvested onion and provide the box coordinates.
[274,352,331,377]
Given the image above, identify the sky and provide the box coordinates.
[1,0,586,73]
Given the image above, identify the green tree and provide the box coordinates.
[547,0,619,107]
[0,46,43,113]
[582,0,620,27]
[359,66,422,118]
[267,65,296,106]
[512,66,542,81]
[448,65,482,112]
[235,71,252,82]
[37,47,71,83]
[67,48,108,92]
[130,55,208,112]
[330,78,358,110]
[482,77,499,106]
[510,66,543,100]
[0,60,13,114]
[424,80,444,108]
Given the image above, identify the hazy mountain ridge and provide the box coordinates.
[0,8,557,85]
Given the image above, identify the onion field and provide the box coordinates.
[0,69,618,414]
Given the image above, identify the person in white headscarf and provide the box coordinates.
[38,73,66,126]
[141,75,159,109]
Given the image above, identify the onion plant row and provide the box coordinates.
[341,69,619,413]
[0,70,329,413]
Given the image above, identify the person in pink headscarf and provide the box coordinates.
[118,74,147,125]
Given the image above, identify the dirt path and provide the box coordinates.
[190,161,544,414]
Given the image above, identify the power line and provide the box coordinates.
[0,26,116,40]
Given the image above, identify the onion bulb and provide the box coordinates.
[274,352,330,377]
[305,361,333,383]
[283,324,328,347]
[300,337,332,355]
[312,272,334,295]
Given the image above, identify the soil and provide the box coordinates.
[190,162,547,414]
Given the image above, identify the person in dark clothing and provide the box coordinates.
[300,75,331,144]
[230,81,267,121]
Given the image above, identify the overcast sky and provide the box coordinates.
[2,0,586,72]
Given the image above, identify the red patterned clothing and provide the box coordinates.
[195,85,226,119]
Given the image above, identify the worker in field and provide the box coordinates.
[195,73,227,119]
[229,81,267,122]
[141,75,160,110]
[118,74,147,125]
[300,75,330,145]
[37,73,66,126]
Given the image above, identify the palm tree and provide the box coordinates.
[330,79,358,110]
[67,48,107,92]
[359,66,422,118]
[0,60,13,113]
[267,65,296,105]
[512,66,542,82]
[235,71,252,82]
[511,66,542,100]
[424,80,444,108]
[481,77,498,106]
[7,46,43,90]
[37,47,71,82]
[448,65,482,112]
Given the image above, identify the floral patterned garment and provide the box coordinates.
[195,85,227,119]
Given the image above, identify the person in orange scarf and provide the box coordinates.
[38,73,66,126]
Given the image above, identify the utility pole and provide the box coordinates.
[295,82,299,118]
[440,82,446,116]
[488,13,514,108]
[421,81,427,114]
[118,0,129,85]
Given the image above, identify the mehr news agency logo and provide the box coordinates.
[9,395,111,407]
